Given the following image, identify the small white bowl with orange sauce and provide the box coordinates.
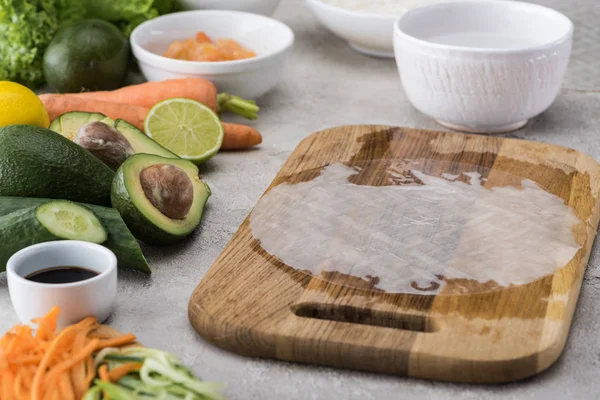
[130,10,295,99]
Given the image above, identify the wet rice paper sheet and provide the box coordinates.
[250,163,582,295]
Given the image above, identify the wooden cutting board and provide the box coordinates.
[188,126,600,383]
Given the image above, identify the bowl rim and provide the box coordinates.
[130,10,295,72]
[6,241,117,290]
[394,0,574,54]
[305,0,400,20]
[179,0,282,8]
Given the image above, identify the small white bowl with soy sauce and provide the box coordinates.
[7,241,117,328]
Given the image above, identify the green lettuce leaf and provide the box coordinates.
[0,0,85,88]
[83,0,177,36]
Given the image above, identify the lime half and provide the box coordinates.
[144,98,224,164]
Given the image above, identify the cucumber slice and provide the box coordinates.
[0,196,151,274]
[0,201,108,271]
[36,201,107,243]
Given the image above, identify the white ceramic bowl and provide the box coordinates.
[178,0,281,16]
[131,11,294,99]
[305,0,398,58]
[7,241,117,328]
[394,0,573,133]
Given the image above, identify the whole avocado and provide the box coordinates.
[0,125,114,206]
[43,19,130,93]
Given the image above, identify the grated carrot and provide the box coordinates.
[2,369,13,400]
[31,323,80,400]
[98,365,111,400]
[58,373,74,400]
[108,362,143,382]
[0,307,137,400]
[84,355,95,388]
[95,334,137,350]
[70,329,89,399]
[44,339,99,384]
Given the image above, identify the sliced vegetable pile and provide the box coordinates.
[0,308,224,400]
[87,347,225,400]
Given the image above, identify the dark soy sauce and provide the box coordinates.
[25,266,99,284]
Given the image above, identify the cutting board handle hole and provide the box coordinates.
[292,303,439,332]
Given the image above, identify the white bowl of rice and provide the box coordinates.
[306,0,446,58]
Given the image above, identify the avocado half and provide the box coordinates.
[114,119,178,159]
[49,111,113,140]
[50,112,178,160]
[111,154,211,245]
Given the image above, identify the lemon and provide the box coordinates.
[144,98,224,164]
[0,81,50,128]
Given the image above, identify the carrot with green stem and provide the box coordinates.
[51,78,260,120]
[216,92,259,120]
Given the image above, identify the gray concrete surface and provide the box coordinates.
[2,0,600,398]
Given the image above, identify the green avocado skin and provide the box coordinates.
[43,19,130,93]
[111,164,211,246]
[0,125,114,206]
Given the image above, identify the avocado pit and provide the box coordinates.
[140,164,194,220]
[75,121,134,170]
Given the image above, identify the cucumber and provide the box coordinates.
[36,201,107,243]
[0,197,151,274]
[0,201,108,272]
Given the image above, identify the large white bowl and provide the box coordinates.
[177,0,281,16]
[305,0,399,58]
[130,10,294,99]
[394,0,573,133]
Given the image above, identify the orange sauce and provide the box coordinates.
[164,32,257,62]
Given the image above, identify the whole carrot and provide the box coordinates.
[62,79,259,120]
[39,94,148,130]
[221,122,262,150]
[65,78,219,111]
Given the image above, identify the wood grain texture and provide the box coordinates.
[188,126,600,383]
